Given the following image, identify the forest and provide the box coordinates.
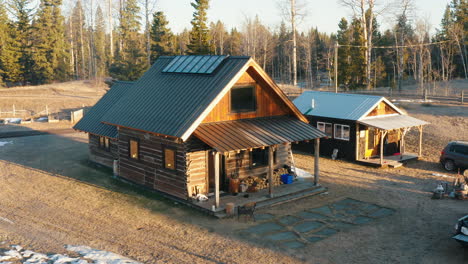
[0,0,466,90]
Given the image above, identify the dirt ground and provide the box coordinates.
[0,97,467,263]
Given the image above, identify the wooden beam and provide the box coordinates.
[355,123,360,161]
[314,138,320,185]
[418,125,423,157]
[380,130,387,166]
[268,146,274,198]
[214,151,220,208]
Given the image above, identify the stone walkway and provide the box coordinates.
[241,198,395,249]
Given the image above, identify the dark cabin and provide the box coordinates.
[74,55,326,213]
[293,91,429,167]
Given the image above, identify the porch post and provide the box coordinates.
[314,138,320,185]
[418,125,423,157]
[268,146,274,198]
[380,130,385,165]
[214,151,220,209]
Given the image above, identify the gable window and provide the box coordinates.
[99,136,110,151]
[129,139,139,160]
[251,147,276,168]
[317,122,332,137]
[163,147,176,170]
[334,124,350,141]
[230,85,256,113]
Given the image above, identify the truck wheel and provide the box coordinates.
[444,160,455,171]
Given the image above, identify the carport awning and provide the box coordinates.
[358,115,429,130]
[193,116,326,153]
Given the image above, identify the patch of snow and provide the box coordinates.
[0,142,12,147]
[66,245,142,264]
[431,173,455,179]
[5,118,22,124]
[0,245,141,264]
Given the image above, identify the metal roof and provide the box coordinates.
[193,116,326,153]
[73,81,134,138]
[102,56,251,139]
[358,115,429,130]
[293,91,403,120]
[162,55,227,74]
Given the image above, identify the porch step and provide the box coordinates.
[389,162,403,168]
[214,185,328,218]
[256,185,328,209]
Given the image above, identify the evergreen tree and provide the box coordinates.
[226,28,241,55]
[31,0,70,84]
[349,18,366,89]
[150,11,173,64]
[9,0,34,84]
[187,0,212,55]
[110,0,146,81]
[94,6,107,77]
[336,18,351,88]
[0,1,20,85]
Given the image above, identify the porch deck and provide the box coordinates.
[193,179,327,218]
[357,153,419,168]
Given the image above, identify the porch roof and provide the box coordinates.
[193,116,326,153]
[358,115,429,130]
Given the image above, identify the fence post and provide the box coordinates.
[46,105,49,116]
[13,105,15,117]
[462,90,465,104]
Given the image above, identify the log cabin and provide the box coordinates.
[74,55,326,213]
[293,91,429,167]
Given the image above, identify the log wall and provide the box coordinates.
[117,127,188,199]
[88,134,118,168]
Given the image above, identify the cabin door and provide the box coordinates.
[207,152,226,193]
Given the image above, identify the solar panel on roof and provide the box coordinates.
[162,55,227,74]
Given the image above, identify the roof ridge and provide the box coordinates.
[304,90,384,99]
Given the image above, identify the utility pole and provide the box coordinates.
[334,42,339,93]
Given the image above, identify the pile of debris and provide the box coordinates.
[432,170,468,200]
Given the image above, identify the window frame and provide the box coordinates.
[230,85,257,114]
[162,146,177,171]
[334,124,350,141]
[250,147,277,168]
[317,122,333,137]
[98,136,110,152]
[128,138,140,160]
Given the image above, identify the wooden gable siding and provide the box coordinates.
[88,134,118,168]
[202,70,293,123]
[366,101,398,117]
[117,127,188,199]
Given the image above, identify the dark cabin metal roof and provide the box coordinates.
[193,116,326,153]
[101,56,251,139]
[73,81,134,138]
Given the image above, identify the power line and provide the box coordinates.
[337,39,455,49]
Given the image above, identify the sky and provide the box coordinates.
[157,0,450,35]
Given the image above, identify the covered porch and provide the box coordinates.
[356,115,429,167]
[193,116,326,214]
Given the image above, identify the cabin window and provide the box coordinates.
[317,122,332,136]
[230,85,256,113]
[334,124,350,141]
[129,139,139,160]
[99,136,110,151]
[251,147,276,168]
[163,147,176,170]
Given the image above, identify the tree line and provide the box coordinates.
[0,0,466,89]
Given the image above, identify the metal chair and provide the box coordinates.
[237,202,256,222]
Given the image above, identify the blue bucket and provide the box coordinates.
[281,174,293,184]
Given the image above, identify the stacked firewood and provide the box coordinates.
[241,168,291,191]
